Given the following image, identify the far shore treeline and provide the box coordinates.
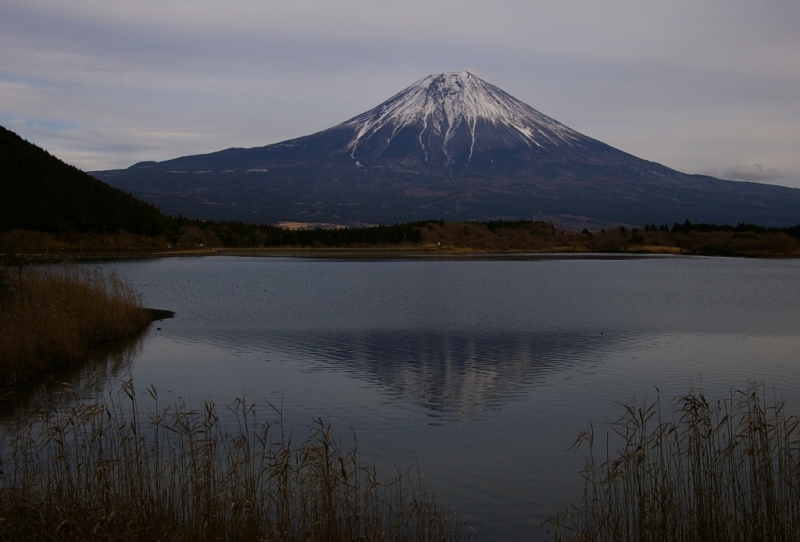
[7,213,800,260]
[4,124,800,258]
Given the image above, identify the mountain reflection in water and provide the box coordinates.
[182,328,627,422]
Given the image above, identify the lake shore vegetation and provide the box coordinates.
[544,385,800,542]
[0,382,470,541]
[4,218,800,261]
[0,265,152,385]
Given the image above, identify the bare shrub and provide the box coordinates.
[545,385,800,542]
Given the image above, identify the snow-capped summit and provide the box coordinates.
[335,71,584,167]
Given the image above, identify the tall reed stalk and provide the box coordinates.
[0,265,150,384]
[544,385,800,542]
[0,380,470,541]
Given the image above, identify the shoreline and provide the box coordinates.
[4,241,800,262]
[215,246,690,260]
[4,220,800,261]
[144,307,176,322]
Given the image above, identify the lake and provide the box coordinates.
[17,255,800,540]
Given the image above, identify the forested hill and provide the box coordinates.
[0,126,166,234]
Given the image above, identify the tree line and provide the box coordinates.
[644,219,800,239]
[168,217,423,248]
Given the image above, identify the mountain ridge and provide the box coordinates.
[92,72,800,229]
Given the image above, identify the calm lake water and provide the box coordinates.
[20,255,800,540]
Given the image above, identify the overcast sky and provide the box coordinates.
[2,0,799,187]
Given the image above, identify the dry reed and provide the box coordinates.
[0,265,150,384]
[544,385,800,542]
[0,380,470,541]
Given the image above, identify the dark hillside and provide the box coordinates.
[0,126,166,234]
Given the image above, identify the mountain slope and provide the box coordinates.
[93,72,800,229]
[0,126,165,234]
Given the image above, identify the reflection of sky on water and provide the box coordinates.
[0,332,146,418]
[100,255,800,338]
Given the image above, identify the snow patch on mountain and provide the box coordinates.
[338,71,583,164]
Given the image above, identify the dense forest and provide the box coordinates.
[0,126,165,235]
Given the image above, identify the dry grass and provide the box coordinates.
[0,381,470,541]
[0,265,151,384]
[544,385,800,542]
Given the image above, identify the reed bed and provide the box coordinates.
[0,380,470,541]
[545,385,800,542]
[0,265,150,384]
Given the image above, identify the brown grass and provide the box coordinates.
[0,265,151,384]
[544,385,800,541]
[0,381,471,541]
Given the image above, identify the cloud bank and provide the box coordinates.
[1,0,799,187]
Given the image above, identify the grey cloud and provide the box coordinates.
[720,164,785,183]
[1,0,799,188]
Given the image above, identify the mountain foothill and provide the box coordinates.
[0,125,163,235]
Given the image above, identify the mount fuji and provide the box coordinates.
[93,71,800,229]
